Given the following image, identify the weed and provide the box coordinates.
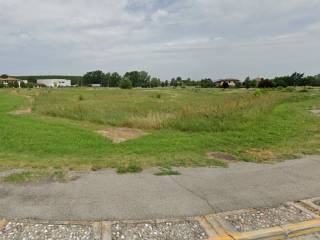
[154,166,181,176]
[117,163,143,174]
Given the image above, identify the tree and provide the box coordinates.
[83,70,106,86]
[124,71,140,87]
[109,72,122,87]
[200,78,214,88]
[150,77,161,88]
[139,71,151,88]
[20,81,27,88]
[170,78,178,87]
[119,77,132,89]
[176,76,182,87]
[258,79,273,88]
[244,77,251,89]
[0,74,8,79]
[222,81,229,89]
[290,72,304,86]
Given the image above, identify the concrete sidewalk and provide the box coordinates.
[0,156,320,221]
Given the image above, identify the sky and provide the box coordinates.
[0,0,320,80]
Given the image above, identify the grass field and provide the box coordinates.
[0,87,319,178]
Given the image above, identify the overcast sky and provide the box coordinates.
[0,0,320,80]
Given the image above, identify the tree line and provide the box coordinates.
[1,71,320,89]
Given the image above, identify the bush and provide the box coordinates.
[20,81,27,88]
[117,162,142,174]
[0,82,5,88]
[27,82,35,88]
[284,86,296,92]
[119,77,132,89]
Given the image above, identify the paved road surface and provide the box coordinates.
[0,156,320,221]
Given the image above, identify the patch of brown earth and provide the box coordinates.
[207,152,237,161]
[97,127,147,143]
[310,109,320,115]
[9,108,32,115]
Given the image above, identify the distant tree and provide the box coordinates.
[20,81,27,88]
[27,82,35,88]
[200,78,214,88]
[222,81,229,89]
[0,74,8,79]
[109,72,122,87]
[290,72,304,86]
[176,76,182,87]
[83,70,106,86]
[139,71,151,88]
[124,71,140,87]
[150,77,161,88]
[258,79,273,88]
[244,77,251,89]
[170,78,178,87]
[235,81,241,88]
[119,77,132,89]
[164,80,169,87]
[104,72,111,87]
[273,76,290,87]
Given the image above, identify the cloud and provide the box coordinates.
[0,0,320,79]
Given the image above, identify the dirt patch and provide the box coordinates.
[207,152,237,161]
[9,108,32,115]
[97,127,147,143]
[310,109,320,116]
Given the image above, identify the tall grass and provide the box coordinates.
[32,88,289,132]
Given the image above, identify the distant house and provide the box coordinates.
[214,79,240,87]
[0,77,27,87]
[37,79,71,87]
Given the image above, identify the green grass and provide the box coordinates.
[0,87,319,176]
[2,170,68,183]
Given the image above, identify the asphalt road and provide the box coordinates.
[0,156,320,221]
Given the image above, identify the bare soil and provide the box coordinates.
[206,152,237,161]
[97,127,147,143]
[310,109,320,116]
[9,108,32,115]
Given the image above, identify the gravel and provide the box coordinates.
[111,220,207,240]
[222,204,314,232]
[0,221,93,240]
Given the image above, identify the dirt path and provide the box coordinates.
[0,156,320,221]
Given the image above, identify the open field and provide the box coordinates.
[0,87,319,177]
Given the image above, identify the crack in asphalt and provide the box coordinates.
[169,176,215,212]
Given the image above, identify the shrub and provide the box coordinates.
[284,86,296,92]
[119,77,132,89]
[27,82,35,88]
[117,162,142,174]
[0,82,4,88]
[20,81,27,88]
[78,95,84,101]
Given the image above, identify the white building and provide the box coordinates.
[37,79,71,87]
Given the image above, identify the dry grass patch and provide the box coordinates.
[310,109,320,115]
[97,127,147,143]
[9,107,32,115]
[207,152,237,161]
